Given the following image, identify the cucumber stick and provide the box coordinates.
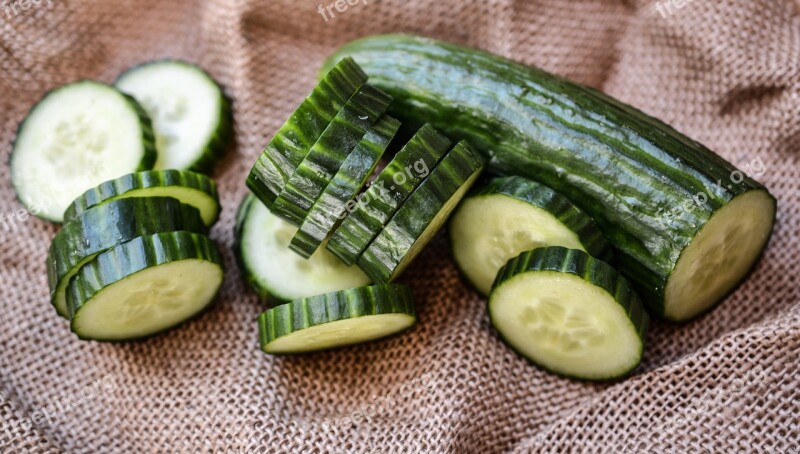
[48,197,206,318]
[68,231,224,341]
[63,170,220,227]
[10,80,156,222]
[358,141,484,283]
[235,194,370,303]
[450,176,610,295]
[115,60,232,173]
[490,247,648,380]
[259,284,415,354]
[325,34,776,321]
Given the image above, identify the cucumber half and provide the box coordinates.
[63,170,220,227]
[48,197,206,318]
[115,60,233,173]
[489,247,648,380]
[10,80,156,222]
[235,194,370,303]
[258,284,416,354]
[68,231,224,341]
[450,176,610,296]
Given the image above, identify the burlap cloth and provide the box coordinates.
[1,0,798,452]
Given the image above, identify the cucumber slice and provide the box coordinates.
[358,141,485,283]
[10,80,156,222]
[235,194,370,303]
[246,58,368,207]
[489,247,648,380]
[63,170,220,227]
[115,60,232,174]
[258,284,416,354]
[450,176,611,296]
[290,115,400,258]
[327,124,452,265]
[271,84,392,225]
[67,231,224,341]
[48,197,206,318]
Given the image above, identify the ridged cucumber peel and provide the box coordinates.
[450,176,611,296]
[246,58,368,208]
[48,196,207,318]
[358,141,485,283]
[63,170,220,227]
[10,80,157,223]
[490,247,648,381]
[325,34,777,321]
[258,284,416,354]
[327,123,452,265]
[290,115,400,258]
[67,231,224,341]
[235,193,370,304]
[271,84,392,225]
[115,60,233,174]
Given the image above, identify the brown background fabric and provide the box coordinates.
[1,0,798,452]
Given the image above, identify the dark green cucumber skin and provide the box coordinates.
[48,197,207,317]
[358,141,485,283]
[327,124,452,265]
[490,246,649,381]
[114,59,233,174]
[246,58,368,208]
[63,170,220,226]
[258,284,415,354]
[9,80,157,223]
[67,231,224,341]
[233,193,272,302]
[271,84,392,225]
[324,34,777,316]
[290,115,400,258]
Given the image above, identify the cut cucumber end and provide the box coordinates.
[664,189,776,321]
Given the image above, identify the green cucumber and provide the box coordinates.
[489,247,648,380]
[450,176,610,295]
[10,80,156,222]
[235,194,370,303]
[67,231,224,341]
[63,170,220,227]
[358,141,484,283]
[327,124,451,265]
[258,284,415,354]
[271,84,392,225]
[48,197,206,318]
[290,115,399,258]
[325,34,777,321]
[246,58,368,208]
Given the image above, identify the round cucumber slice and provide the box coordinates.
[489,247,648,380]
[258,284,416,354]
[10,80,156,222]
[235,194,370,303]
[68,231,224,341]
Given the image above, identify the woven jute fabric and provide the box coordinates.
[1,0,798,452]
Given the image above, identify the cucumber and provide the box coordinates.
[358,141,484,283]
[63,170,220,227]
[115,60,232,174]
[235,194,370,303]
[67,231,224,341]
[327,124,451,265]
[246,58,368,208]
[450,176,610,296]
[48,197,206,318]
[325,34,777,321]
[489,247,648,380]
[10,80,156,222]
[258,284,415,354]
[290,115,400,258]
[270,84,392,225]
